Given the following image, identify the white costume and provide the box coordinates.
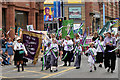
[86,48,97,64]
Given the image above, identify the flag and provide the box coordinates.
[56,27,63,37]
[77,23,83,35]
[62,26,68,38]
[62,20,74,38]
[99,21,110,36]
[82,28,87,45]
[69,27,75,38]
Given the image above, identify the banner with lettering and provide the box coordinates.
[22,31,42,65]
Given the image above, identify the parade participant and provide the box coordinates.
[57,34,63,61]
[6,38,13,64]
[92,31,99,42]
[85,42,97,72]
[95,36,104,67]
[103,31,116,73]
[74,34,80,46]
[14,37,28,72]
[50,38,59,72]
[62,35,73,66]
[74,42,82,69]
[45,42,51,70]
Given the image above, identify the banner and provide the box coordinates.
[22,31,42,65]
[62,20,74,38]
[44,7,54,21]
[54,1,61,18]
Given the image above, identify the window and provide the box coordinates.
[15,11,28,33]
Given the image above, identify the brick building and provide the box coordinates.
[85,2,119,33]
[0,2,44,39]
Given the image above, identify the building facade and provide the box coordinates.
[1,2,44,39]
[85,2,119,33]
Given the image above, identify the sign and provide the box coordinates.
[73,24,81,30]
[22,31,42,65]
[44,7,54,21]
[69,7,81,19]
[27,25,34,31]
[54,1,61,18]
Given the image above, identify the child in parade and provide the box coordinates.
[85,42,97,72]
[14,37,28,72]
[95,36,105,67]
[74,42,82,69]
[50,38,59,72]
[62,35,74,66]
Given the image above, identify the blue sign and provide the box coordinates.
[54,1,61,18]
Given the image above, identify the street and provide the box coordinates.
[1,55,118,78]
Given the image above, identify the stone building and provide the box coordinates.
[0,2,44,39]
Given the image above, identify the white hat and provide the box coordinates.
[16,37,21,41]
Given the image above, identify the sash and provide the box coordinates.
[98,41,104,53]
[62,52,68,61]
[89,49,96,61]
[108,45,120,52]
[41,47,57,70]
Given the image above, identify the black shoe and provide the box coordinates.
[94,67,96,70]
[99,64,102,68]
[90,70,92,72]
[111,70,113,73]
[45,67,49,70]
[17,65,20,72]
[76,67,80,69]
[68,62,71,66]
[50,70,53,72]
[107,68,110,72]
[54,69,58,72]
[63,64,67,66]
[22,64,24,71]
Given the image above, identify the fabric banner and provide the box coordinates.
[62,20,74,38]
[22,31,42,65]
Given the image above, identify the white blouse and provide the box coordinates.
[14,42,27,54]
[63,40,73,51]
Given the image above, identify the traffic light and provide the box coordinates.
[58,18,63,28]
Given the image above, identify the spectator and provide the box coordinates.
[2,50,10,65]
[6,38,14,64]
